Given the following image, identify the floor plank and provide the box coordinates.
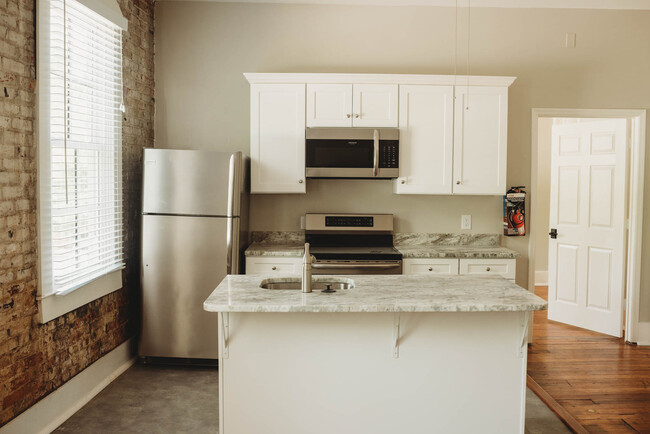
[528,286,650,433]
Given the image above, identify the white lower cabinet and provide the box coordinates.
[403,258,459,275]
[404,258,516,280]
[459,258,516,280]
[245,257,302,275]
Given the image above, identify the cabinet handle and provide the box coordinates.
[401,179,406,184]
[299,179,303,184]
[272,266,277,271]
[486,267,491,272]
[456,180,461,185]
[428,267,433,271]
[346,114,351,118]
[355,114,360,118]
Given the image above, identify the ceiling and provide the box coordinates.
[158,0,650,10]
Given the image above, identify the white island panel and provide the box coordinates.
[219,311,528,434]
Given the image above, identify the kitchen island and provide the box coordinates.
[204,274,546,434]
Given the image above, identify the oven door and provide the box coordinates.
[312,260,402,275]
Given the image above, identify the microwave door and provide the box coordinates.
[306,139,374,178]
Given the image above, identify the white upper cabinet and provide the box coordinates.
[245,74,514,195]
[352,84,398,127]
[452,86,508,195]
[395,85,454,194]
[306,84,353,127]
[306,83,398,128]
[250,83,306,194]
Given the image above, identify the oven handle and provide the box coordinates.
[313,263,401,270]
[373,129,379,177]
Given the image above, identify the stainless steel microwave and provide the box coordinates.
[305,128,399,179]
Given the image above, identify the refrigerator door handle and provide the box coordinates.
[227,154,236,217]
[226,218,233,274]
[226,217,240,275]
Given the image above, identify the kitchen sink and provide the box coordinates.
[260,278,354,290]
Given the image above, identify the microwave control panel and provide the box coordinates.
[380,142,399,168]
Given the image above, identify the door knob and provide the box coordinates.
[549,228,558,239]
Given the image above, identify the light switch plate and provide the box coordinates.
[565,32,576,48]
[461,215,472,230]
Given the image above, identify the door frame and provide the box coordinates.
[529,108,647,344]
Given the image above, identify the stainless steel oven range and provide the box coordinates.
[305,213,402,275]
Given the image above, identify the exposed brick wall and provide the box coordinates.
[0,0,154,425]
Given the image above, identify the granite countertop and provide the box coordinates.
[204,274,547,313]
[244,232,520,259]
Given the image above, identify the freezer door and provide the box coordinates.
[142,148,242,217]
[140,214,235,359]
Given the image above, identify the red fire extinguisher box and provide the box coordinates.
[504,187,526,236]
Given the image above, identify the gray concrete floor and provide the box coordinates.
[55,363,570,433]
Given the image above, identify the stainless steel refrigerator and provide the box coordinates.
[139,149,248,360]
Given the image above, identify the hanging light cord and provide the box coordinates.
[466,0,471,110]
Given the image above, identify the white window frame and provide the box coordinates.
[36,0,128,323]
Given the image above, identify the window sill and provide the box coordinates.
[38,269,123,323]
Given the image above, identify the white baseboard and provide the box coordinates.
[2,338,136,434]
[634,322,650,346]
[534,270,548,286]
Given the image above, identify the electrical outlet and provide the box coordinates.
[300,215,306,229]
[461,215,472,230]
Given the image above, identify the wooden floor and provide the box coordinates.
[527,286,650,433]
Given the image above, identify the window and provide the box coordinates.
[37,0,128,322]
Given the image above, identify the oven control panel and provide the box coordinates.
[305,213,393,232]
[325,216,374,227]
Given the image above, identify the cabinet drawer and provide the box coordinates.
[403,258,459,275]
[459,259,516,280]
[245,258,301,275]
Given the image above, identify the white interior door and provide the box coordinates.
[548,119,628,337]
[306,84,353,127]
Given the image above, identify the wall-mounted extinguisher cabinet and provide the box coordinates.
[504,186,526,236]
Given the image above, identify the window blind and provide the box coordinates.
[40,0,124,296]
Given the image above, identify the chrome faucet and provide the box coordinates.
[302,242,316,293]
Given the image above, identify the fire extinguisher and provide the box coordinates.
[504,186,526,236]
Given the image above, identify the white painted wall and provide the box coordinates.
[154,2,650,319]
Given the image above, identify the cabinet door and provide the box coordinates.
[395,85,454,194]
[245,257,302,275]
[352,84,398,127]
[403,258,459,275]
[250,84,306,193]
[306,84,353,127]
[459,258,516,280]
[452,86,508,195]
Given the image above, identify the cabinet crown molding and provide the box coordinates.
[244,73,516,87]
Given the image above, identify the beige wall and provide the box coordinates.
[534,118,553,277]
[154,2,650,320]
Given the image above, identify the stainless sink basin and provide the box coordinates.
[260,278,354,291]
